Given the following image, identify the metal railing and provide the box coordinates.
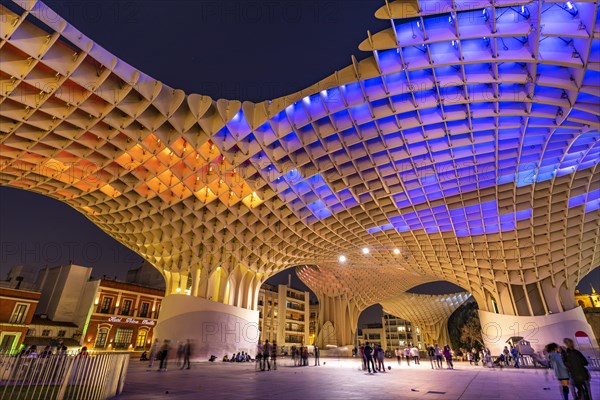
[0,352,129,400]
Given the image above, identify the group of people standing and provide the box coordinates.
[395,346,421,366]
[17,344,70,358]
[547,338,593,400]
[256,340,277,371]
[254,342,322,369]
[291,345,318,366]
[148,338,192,371]
[359,342,387,374]
[425,344,454,369]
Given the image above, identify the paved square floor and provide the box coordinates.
[119,358,600,400]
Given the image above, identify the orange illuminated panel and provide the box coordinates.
[219,190,242,207]
[40,158,71,181]
[81,206,97,215]
[114,152,141,170]
[156,147,180,167]
[194,186,217,204]
[115,144,152,169]
[71,179,95,192]
[157,170,180,187]
[55,189,77,199]
[207,178,228,196]
[133,182,159,199]
[141,133,165,153]
[197,140,220,160]
[99,184,122,197]
[140,156,167,176]
[242,192,264,208]
[170,182,192,200]
[144,177,166,193]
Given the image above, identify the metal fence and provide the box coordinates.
[0,352,129,400]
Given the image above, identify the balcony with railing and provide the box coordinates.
[95,306,159,319]
[96,306,116,315]
[285,314,305,322]
[285,335,304,344]
[286,302,305,312]
[285,323,305,332]
[286,291,306,302]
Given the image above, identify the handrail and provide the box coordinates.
[0,351,129,400]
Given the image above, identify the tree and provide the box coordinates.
[448,299,483,351]
[460,309,483,349]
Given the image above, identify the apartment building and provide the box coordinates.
[257,283,310,352]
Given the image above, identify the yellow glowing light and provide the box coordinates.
[195,186,217,204]
[242,192,263,208]
[99,184,122,198]
[82,206,97,215]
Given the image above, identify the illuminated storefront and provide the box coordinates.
[86,280,163,351]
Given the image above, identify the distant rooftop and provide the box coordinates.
[30,315,78,327]
[0,280,40,293]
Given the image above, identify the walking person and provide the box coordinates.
[176,341,184,368]
[471,347,479,365]
[291,345,297,366]
[302,347,309,366]
[363,342,377,374]
[563,338,592,400]
[503,346,511,365]
[411,345,420,365]
[255,351,262,371]
[435,344,443,369]
[77,346,89,357]
[158,340,170,371]
[510,345,520,368]
[404,347,411,366]
[271,341,277,370]
[181,339,191,369]
[314,345,320,366]
[257,341,264,370]
[443,345,454,369]
[546,343,570,400]
[395,348,402,365]
[427,345,436,369]
[360,345,366,370]
[263,340,271,371]
[376,344,386,372]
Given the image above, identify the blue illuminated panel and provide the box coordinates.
[368,201,531,237]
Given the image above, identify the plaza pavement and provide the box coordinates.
[117,358,600,400]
